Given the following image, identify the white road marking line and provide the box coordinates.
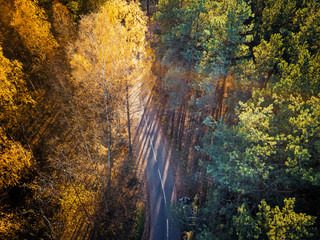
[143,114,157,162]
[143,106,169,239]
[157,169,167,205]
[150,140,157,162]
[167,218,169,240]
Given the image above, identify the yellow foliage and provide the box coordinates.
[69,0,153,183]
[0,211,22,239]
[0,44,33,129]
[0,45,23,106]
[0,128,33,189]
[0,42,34,195]
[0,1,11,31]
[102,0,147,47]
[0,47,33,122]
[70,0,149,95]
[52,1,75,45]
[58,182,95,238]
[10,0,58,60]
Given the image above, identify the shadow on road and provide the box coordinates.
[133,97,181,240]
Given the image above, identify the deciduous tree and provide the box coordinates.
[70,0,149,177]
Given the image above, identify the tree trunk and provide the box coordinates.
[216,76,227,121]
[147,0,150,16]
[106,100,112,183]
[68,175,93,227]
[126,83,132,155]
[175,105,182,143]
[178,105,186,151]
[170,110,175,138]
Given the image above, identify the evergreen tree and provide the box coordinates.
[234,198,317,240]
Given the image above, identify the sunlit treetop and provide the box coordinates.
[9,0,59,60]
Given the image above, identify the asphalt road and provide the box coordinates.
[135,98,180,240]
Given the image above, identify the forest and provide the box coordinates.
[0,0,319,239]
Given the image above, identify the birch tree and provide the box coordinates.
[70,0,148,177]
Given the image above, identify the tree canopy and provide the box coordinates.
[153,0,320,239]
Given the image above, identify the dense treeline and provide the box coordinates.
[153,0,320,239]
[0,0,151,239]
[2,0,319,239]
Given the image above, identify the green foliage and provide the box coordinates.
[198,0,253,77]
[234,198,317,240]
[200,90,320,194]
[38,0,109,21]
[154,0,180,32]
[252,33,284,84]
[156,0,253,74]
[162,66,188,109]
[275,47,320,96]
[252,0,320,95]
[196,91,319,238]
[133,205,145,240]
[234,203,261,239]
[195,189,238,239]
[155,0,209,66]
[154,0,256,147]
[66,1,81,21]
[154,0,320,239]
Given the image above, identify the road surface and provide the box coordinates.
[135,96,180,240]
